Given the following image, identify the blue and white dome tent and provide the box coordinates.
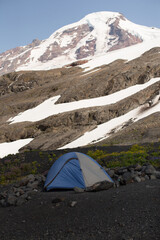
[44,152,113,191]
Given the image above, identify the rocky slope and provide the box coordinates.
[0,46,160,153]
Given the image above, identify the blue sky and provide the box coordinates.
[0,0,160,53]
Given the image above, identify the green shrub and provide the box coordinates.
[87,150,107,160]
[31,161,38,174]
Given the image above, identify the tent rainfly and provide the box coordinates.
[44,152,113,191]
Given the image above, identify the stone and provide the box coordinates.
[35,174,46,183]
[27,181,39,189]
[141,177,145,182]
[145,175,150,180]
[113,174,119,180]
[16,192,20,197]
[117,167,128,175]
[155,171,160,179]
[20,193,28,200]
[137,171,141,176]
[70,201,77,207]
[122,172,133,184]
[134,176,141,183]
[118,176,124,185]
[134,164,142,171]
[27,190,38,197]
[0,199,7,207]
[141,166,146,172]
[144,165,156,175]
[16,196,27,206]
[74,187,85,193]
[26,174,36,182]
[85,181,114,192]
[129,168,135,174]
[7,194,17,206]
[107,169,115,178]
[19,175,35,186]
[0,192,7,199]
[114,181,120,188]
[132,171,138,176]
[19,178,29,187]
[14,188,25,195]
[149,175,156,180]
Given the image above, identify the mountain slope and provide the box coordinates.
[0,12,160,157]
[0,46,160,156]
[1,11,160,76]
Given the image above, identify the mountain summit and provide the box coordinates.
[1,11,160,76]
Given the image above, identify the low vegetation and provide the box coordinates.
[87,144,160,168]
[0,151,57,185]
[0,143,160,185]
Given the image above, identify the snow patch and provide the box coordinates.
[81,68,101,76]
[81,37,160,72]
[59,98,160,149]
[0,138,33,158]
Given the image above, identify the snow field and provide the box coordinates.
[8,77,160,124]
[2,77,160,157]
[15,11,160,72]
[59,98,160,149]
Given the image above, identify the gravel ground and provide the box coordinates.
[0,179,160,240]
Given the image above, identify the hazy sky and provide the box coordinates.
[0,0,160,53]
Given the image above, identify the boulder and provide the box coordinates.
[145,175,150,180]
[27,181,39,189]
[85,181,114,192]
[114,181,120,188]
[134,164,142,171]
[35,174,46,183]
[117,167,128,175]
[149,175,156,180]
[107,169,115,178]
[113,174,119,180]
[134,176,141,183]
[0,199,7,207]
[26,174,36,183]
[144,165,156,175]
[122,172,133,184]
[7,194,17,206]
[19,174,35,186]
[13,188,25,196]
[155,171,160,179]
[141,177,145,182]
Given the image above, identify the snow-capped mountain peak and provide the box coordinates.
[1,11,160,76]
